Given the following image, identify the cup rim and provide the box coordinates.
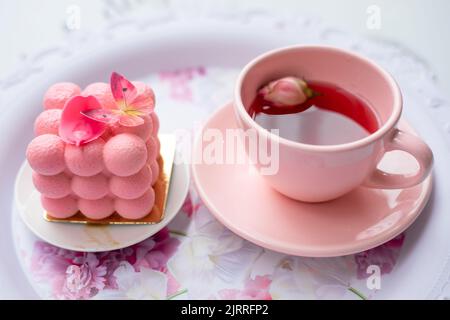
[234,45,403,152]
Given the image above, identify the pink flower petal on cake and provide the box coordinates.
[110,72,137,107]
[132,81,155,112]
[59,95,107,146]
[118,114,145,127]
[81,108,120,124]
[134,106,154,114]
[43,82,81,110]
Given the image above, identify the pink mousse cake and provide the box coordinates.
[26,73,161,221]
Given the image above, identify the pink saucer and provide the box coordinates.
[192,103,433,257]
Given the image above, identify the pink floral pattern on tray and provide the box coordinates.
[14,67,406,300]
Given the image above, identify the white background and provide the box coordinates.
[1,0,450,94]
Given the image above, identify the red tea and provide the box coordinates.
[249,81,379,145]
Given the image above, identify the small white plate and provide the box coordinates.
[14,156,189,252]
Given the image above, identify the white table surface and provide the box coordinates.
[1,0,450,94]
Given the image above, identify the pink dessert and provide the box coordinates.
[26,73,160,220]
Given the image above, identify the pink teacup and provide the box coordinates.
[234,45,433,202]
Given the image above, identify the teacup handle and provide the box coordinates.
[363,128,433,189]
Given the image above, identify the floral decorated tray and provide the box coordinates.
[2,14,450,299]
